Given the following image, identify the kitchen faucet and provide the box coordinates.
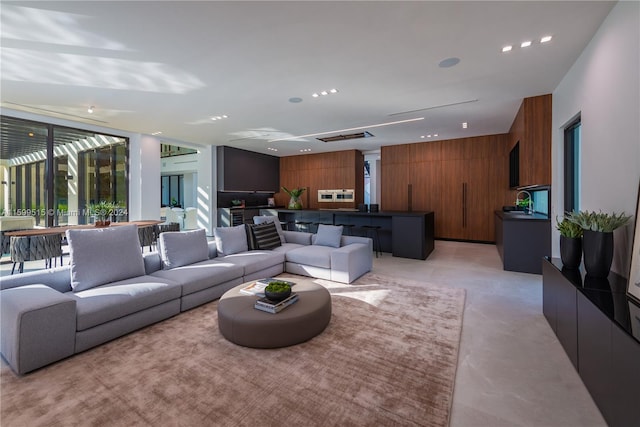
[515,190,533,214]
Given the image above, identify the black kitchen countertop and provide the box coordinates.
[495,210,550,221]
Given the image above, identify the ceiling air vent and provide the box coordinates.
[317,131,374,143]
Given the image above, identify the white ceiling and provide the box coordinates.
[1,1,615,157]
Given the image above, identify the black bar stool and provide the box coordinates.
[294,220,313,232]
[336,224,355,235]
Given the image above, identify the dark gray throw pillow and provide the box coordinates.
[251,222,282,250]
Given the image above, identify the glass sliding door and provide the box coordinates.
[1,116,129,226]
[78,144,129,224]
[1,118,48,225]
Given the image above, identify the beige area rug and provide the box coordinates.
[1,273,466,427]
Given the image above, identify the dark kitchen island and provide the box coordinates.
[264,209,434,260]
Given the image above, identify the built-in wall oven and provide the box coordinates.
[318,189,355,203]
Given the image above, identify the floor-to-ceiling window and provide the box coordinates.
[564,117,581,213]
[0,115,129,226]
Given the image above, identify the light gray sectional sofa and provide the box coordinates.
[0,218,372,374]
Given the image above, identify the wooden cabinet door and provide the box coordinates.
[463,158,491,241]
[439,160,464,239]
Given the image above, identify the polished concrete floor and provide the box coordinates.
[373,241,606,427]
[1,240,606,426]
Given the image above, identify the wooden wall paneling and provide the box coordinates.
[441,139,465,160]
[279,149,363,210]
[411,161,441,213]
[426,141,443,162]
[381,163,409,210]
[383,144,411,164]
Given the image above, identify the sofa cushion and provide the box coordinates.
[158,229,209,270]
[151,258,244,296]
[253,216,286,244]
[286,245,333,269]
[313,224,343,248]
[66,224,146,292]
[214,224,248,256]
[216,250,285,276]
[249,222,281,250]
[67,275,181,331]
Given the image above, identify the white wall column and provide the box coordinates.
[195,145,216,235]
[129,134,161,220]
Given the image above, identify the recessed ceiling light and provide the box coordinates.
[420,135,426,139]
[521,41,532,48]
[434,133,438,137]
[427,134,432,138]
[28,132,34,137]
[151,131,162,135]
[211,115,229,121]
[502,45,512,53]
[87,106,94,113]
[462,122,468,129]
[541,35,552,43]
[267,147,278,152]
[312,88,339,98]
[300,148,312,152]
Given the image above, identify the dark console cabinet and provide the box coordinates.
[542,258,640,427]
[542,261,578,368]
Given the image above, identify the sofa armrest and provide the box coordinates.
[1,285,76,375]
[330,243,373,284]
[282,230,312,245]
[341,235,373,252]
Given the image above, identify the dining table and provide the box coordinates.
[3,220,164,237]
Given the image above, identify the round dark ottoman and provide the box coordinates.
[217,279,331,348]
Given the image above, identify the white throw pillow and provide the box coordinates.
[158,229,209,270]
[313,224,344,248]
[66,224,146,292]
[252,216,286,244]
[213,224,249,256]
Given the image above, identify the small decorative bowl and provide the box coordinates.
[264,283,292,302]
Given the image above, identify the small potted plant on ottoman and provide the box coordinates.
[264,281,292,302]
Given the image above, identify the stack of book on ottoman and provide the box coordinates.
[254,293,298,314]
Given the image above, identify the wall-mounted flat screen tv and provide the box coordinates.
[509,142,520,189]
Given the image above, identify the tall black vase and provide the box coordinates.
[560,236,582,269]
[582,230,614,278]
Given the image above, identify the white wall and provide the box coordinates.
[552,1,640,276]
